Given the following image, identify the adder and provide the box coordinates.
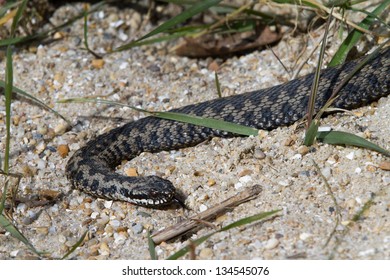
[65,46,390,207]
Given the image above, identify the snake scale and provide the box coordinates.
[66,46,390,207]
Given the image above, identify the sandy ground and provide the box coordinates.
[0,3,389,259]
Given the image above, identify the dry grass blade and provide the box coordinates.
[304,6,333,144]
[152,185,263,244]
[166,208,281,260]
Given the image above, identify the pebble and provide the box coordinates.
[321,166,332,179]
[35,142,46,154]
[354,167,362,174]
[10,250,19,258]
[131,223,143,234]
[297,145,309,155]
[379,161,390,171]
[299,233,312,241]
[199,248,214,259]
[264,238,279,249]
[199,204,208,212]
[54,122,69,135]
[239,175,252,183]
[57,144,69,158]
[254,147,266,159]
[58,234,67,244]
[238,169,253,177]
[104,201,113,209]
[109,219,121,228]
[346,152,355,160]
[92,59,105,69]
[207,179,216,186]
[358,248,376,257]
[99,242,110,256]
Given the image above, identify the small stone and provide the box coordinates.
[37,124,48,135]
[264,238,279,249]
[207,179,216,186]
[346,152,354,160]
[321,166,332,179]
[12,115,20,126]
[92,59,105,69]
[278,180,290,187]
[58,234,67,243]
[199,204,208,212]
[215,214,228,224]
[355,167,362,174]
[379,161,390,171]
[53,31,65,39]
[131,223,143,234]
[125,167,138,177]
[99,242,110,256]
[345,198,356,209]
[239,175,252,183]
[254,148,266,159]
[238,169,253,177]
[53,72,65,83]
[199,248,214,259]
[104,200,113,209]
[297,145,309,155]
[57,144,70,158]
[284,136,296,146]
[366,164,377,172]
[358,248,376,257]
[299,233,312,241]
[54,121,70,135]
[35,227,49,235]
[109,219,121,228]
[208,61,219,72]
[35,142,46,154]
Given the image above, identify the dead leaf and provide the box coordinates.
[175,23,281,58]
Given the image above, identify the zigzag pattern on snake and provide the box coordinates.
[66,47,390,207]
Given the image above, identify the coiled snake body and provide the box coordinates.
[66,47,390,207]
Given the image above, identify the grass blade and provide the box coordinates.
[0,2,106,48]
[61,230,88,260]
[305,7,333,131]
[0,81,71,126]
[83,7,101,58]
[114,0,223,51]
[329,0,390,66]
[166,209,281,260]
[148,230,158,260]
[59,97,258,136]
[317,131,390,157]
[0,214,41,256]
[155,111,258,136]
[303,119,320,146]
[10,0,28,36]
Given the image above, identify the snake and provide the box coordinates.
[66,46,390,207]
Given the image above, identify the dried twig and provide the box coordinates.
[152,185,262,244]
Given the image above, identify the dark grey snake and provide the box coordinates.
[66,46,390,207]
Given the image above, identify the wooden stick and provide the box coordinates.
[152,184,262,244]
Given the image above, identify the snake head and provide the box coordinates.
[121,176,181,207]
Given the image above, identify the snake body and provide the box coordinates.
[66,47,390,207]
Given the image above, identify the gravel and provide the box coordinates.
[0,3,389,260]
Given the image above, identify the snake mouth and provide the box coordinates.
[127,188,187,208]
